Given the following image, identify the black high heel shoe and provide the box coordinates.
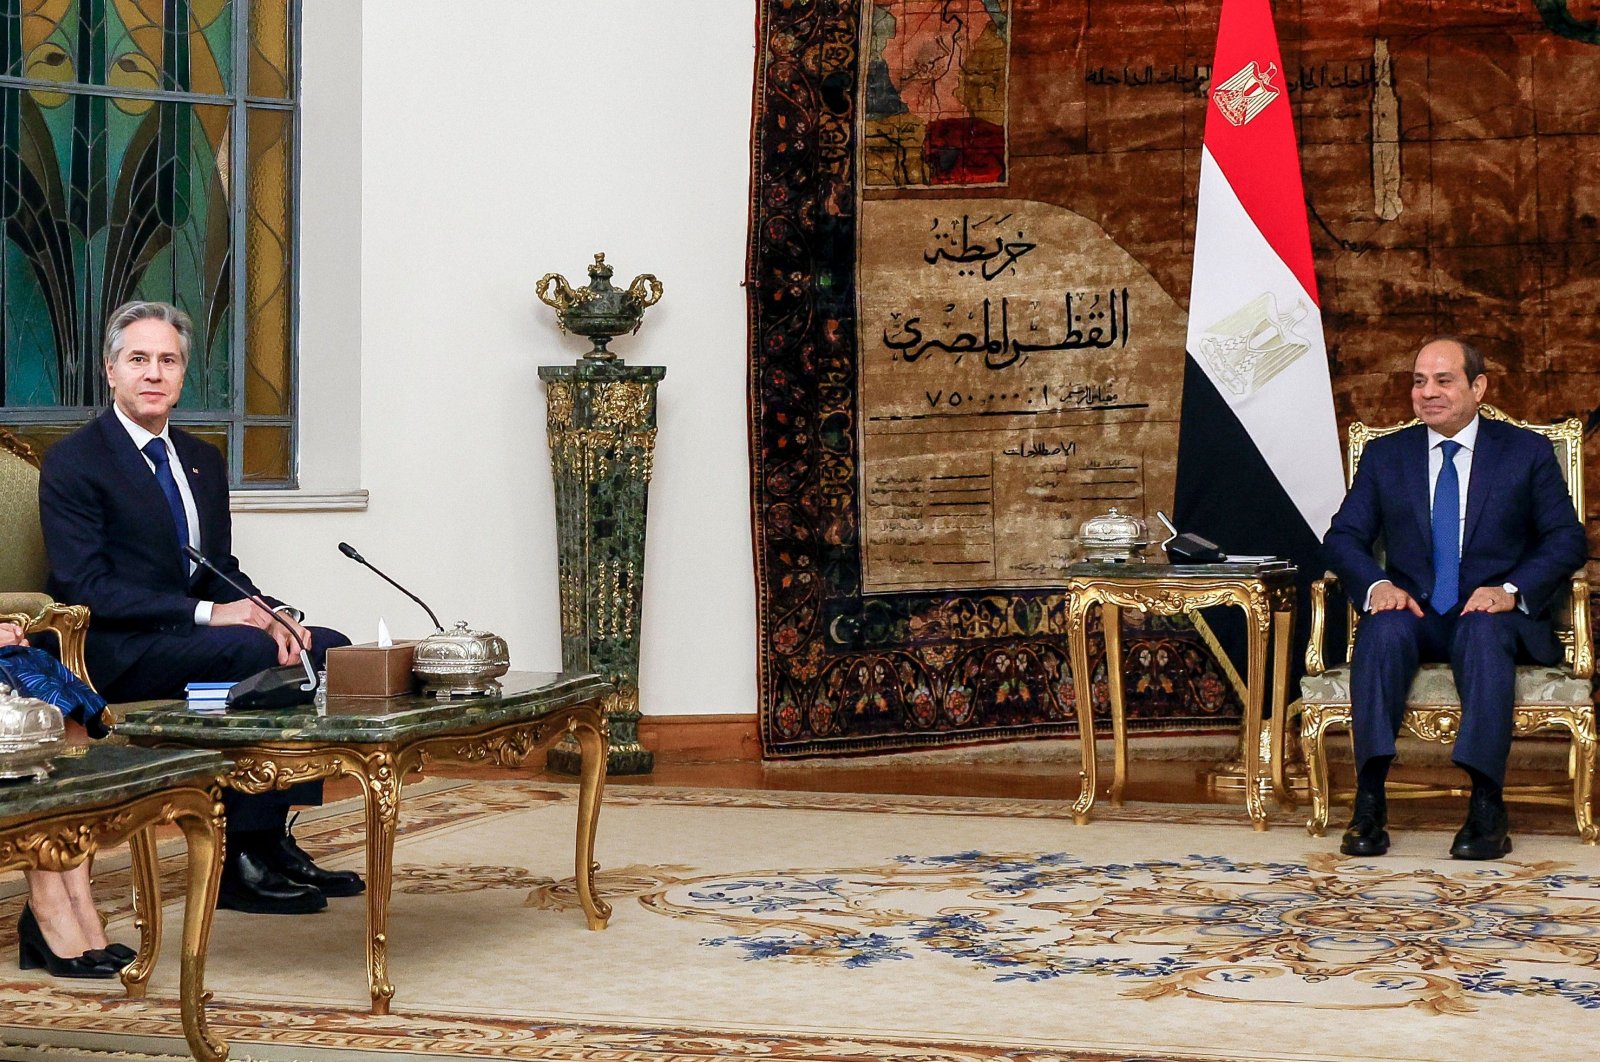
[17,906,117,979]
[83,943,135,969]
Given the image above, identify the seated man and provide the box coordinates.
[1322,336,1588,860]
[39,300,363,914]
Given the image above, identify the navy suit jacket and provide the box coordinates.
[38,409,272,686]
[1322,416,1588,661]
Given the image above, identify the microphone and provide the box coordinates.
[183,545,318,708]
[336,542,445,632]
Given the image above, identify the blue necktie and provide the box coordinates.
[1430,439,1463,613]
[142,437,191,567]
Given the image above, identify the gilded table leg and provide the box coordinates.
[173,788,228,1062]
[1570,718,1597,844]
[1270,609,1295,810]
[122,826,162,998]
[1066,594,1097,824]
[1241,602,1269,830]
[361,753,402,1014]
[1103,604,1128,806]
[1302,704,1334,837]
[570,712,613,930]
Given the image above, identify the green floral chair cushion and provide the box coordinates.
[1301,663,1593,707]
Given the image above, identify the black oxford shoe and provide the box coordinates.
[1450,792,1512,860]
[217,848,328,915]
[1339,787,1390,857]
[258,830,365,898]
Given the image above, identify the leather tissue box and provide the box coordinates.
[324,641,419,698]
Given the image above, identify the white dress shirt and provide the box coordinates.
[111,405,213,625]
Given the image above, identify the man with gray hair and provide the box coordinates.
[39,300,362,915]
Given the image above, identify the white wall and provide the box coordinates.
[230,1,759,716]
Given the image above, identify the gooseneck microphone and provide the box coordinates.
[337,542,445,632]
[184,545,318,705]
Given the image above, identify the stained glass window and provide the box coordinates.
[0,0,297,486]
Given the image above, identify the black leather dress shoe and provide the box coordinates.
[1340,787,1390,857]
[1450,791,1512,860]
[258,831,365,898]
[217,848,328,915]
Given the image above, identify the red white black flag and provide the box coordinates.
[1175,0,1343,567]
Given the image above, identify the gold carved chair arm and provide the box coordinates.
[1305,573,1339,676]
[2,603,94,691]
[1572,575,1593,680]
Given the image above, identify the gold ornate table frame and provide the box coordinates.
[1,765,227,1061]
[122,678,612,1015]
[1065,564,1298,829]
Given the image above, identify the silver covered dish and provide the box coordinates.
[412,622,510,696]
[1076,507,1150,563]
[0,683,66,781]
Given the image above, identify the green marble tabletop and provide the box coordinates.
[1067,561,1296,579]
[114,671,613,747]
[0,745,227,823]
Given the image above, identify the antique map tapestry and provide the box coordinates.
[748,1,1600,757]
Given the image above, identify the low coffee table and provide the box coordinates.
[0,745,228,1062]
[117,671,613,1014]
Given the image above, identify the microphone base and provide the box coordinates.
[227,665,317,711]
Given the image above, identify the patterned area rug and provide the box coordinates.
[1,781,1597,1061]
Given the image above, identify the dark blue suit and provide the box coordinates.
[1322,416,1588,783]
[39,408,348,829]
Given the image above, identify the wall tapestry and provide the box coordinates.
[748,0,1600,758]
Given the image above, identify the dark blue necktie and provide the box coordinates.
[1430,439,1463,613]
[142,437,191,566]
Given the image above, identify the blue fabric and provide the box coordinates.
[142,437,190,569]
[0,645,108,735]
[1430,439,1463,612]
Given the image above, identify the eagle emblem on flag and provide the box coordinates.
[1198,292,1311,397]
[1212,60,1280,126]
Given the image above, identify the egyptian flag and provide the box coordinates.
[1174,0,1344,679]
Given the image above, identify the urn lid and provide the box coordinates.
[1078,506,1148,547]
[412,621,510,675]
[0,682,65,753]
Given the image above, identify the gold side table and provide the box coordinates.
[0,746,228,1062]
[1065,562,1298,830]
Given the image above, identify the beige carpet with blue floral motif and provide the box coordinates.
[1,780,1596,1062]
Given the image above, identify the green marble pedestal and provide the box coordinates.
[539,360,665,775]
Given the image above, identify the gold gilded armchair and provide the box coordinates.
[1298,405,1595,843]
[1,426,91,684]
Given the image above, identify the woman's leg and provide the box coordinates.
[23,869,95,958]
[63,861,110,950]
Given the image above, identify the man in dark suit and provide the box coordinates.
[39,300,364,914]
[1322,336,1588,860]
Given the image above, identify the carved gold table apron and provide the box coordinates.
[0,745,228,1062]
[117,671,613,1015]
[1065,563,1298,830]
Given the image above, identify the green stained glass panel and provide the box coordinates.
[1,88,232,408]
[1,1,234,95]
[1,1,295,487]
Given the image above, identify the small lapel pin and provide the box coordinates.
[191,467,200,475]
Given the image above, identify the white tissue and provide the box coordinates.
[377,618,392,647]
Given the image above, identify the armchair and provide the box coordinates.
[1,426,92,685]
[1296,405,1595,843]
